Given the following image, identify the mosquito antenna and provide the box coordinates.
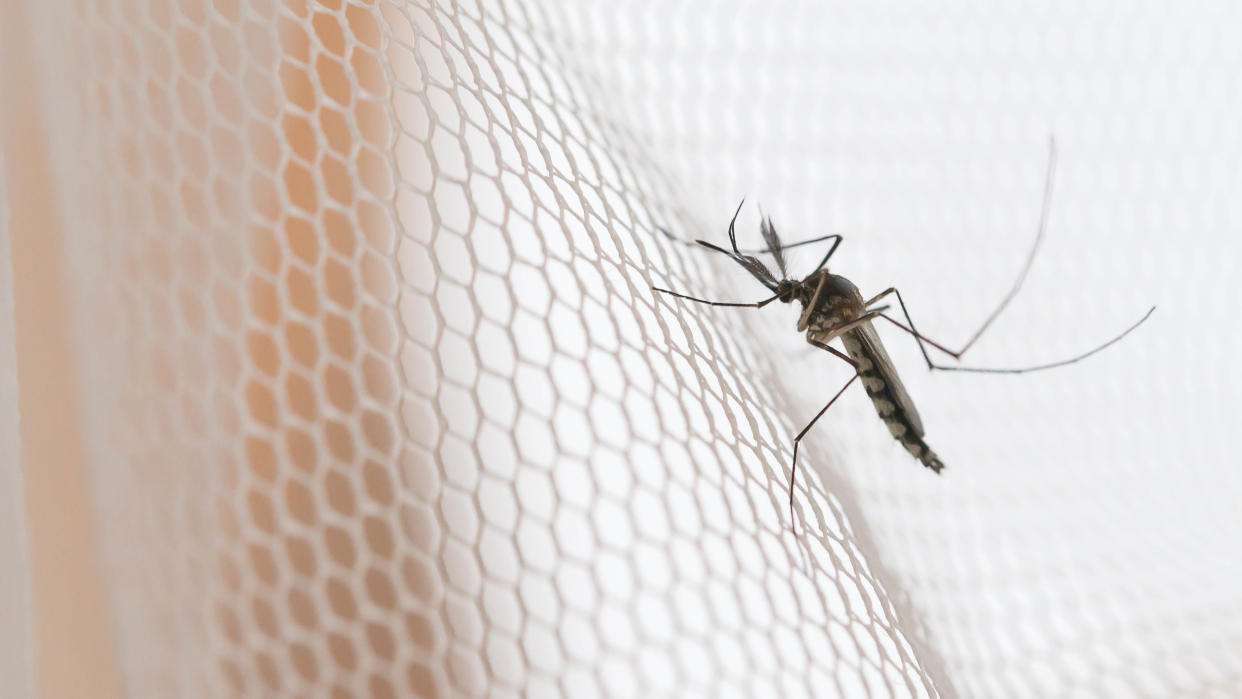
[726,198,745,254]
[957,136,1058,356]
[690,206,783,293]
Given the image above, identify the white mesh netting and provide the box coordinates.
[6,0,1242,697]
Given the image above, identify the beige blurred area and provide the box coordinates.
[2,0,124,695]
[1,0,407,696]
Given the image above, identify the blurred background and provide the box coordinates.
[2,1,1241,697]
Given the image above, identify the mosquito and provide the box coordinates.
[652,140,1155,524]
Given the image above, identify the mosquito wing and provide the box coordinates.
[852,320,925,437]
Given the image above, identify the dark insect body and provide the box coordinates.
[652,141,1154,525]
[803,272,945,473]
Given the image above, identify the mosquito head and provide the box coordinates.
[775,279,801,304]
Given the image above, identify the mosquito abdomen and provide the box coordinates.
[842,332,946,473]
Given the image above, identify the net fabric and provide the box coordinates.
[16,0,1242,697]
[31,0,935,695]
[35,0,407,694]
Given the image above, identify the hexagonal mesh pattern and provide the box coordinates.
[25,0,934,695]
[15,0,1242,697]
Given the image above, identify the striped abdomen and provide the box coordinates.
[840,327,945,473]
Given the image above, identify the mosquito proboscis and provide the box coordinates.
[651,139,1155,527]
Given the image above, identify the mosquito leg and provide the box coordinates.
[660,222,842,255]
[788,354,859,529]
[659,214,843,268]
[796,274,828,332]
[859,137,1059,367]
[865,280,1155,373]
[756,232,842,256]
[783,338,862,533]
[945,136,1059,356]
[817,307,891,339]
[808,338,859,368]
[651,286,781,309]
[875,307,1155,374]
[863,286,952,369]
